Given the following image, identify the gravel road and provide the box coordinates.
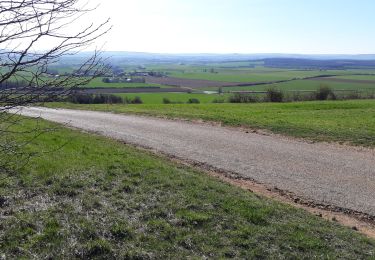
[15,107,375,216]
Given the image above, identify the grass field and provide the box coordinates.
[1,117,374,258]
[77,66,375,91]
[116,93,229,104]
[334,75,375,80]
[47,100,375,147]
[167,67,360,83]
[168,70,318,83]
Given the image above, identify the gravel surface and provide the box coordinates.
[15,107,375,216]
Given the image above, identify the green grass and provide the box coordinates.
[46,100,375,147]
[116,93,229,104]
[220,79,375,92]
[84,77,165,88]
[334,75,375,81]
[136,64,375,92]
[168,67,357,83]
[169,70,314,83]
[66,66,375,91]
[1,117,374,258]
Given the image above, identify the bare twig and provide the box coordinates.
[0,0,111,173]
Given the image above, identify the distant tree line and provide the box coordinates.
[0,80,29,90]
[227,86,374,103]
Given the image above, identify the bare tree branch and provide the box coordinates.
[0,0,111,174]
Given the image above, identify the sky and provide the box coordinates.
[87,0,375,54]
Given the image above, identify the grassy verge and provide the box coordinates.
[115,93,229,104]
[46,100,375,147]
[1,118,374,258]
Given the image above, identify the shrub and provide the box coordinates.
[123,96,131,104]
[212,98,225,103]
[68,94,124,104]
[343,91,360,100]
[229,93,257,103]
[187,98,200,104]
[107,94,123,104]
[266,88,284,102]
[131,96,143,104]
[68,93,93,104]
[93,94,106,104]
[102,77,110,83]
[162,97,171,104]
[285,92,315,102]
[316,85,335,100]
[289,92,302,102]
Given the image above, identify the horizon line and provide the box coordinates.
[94,51,375,56]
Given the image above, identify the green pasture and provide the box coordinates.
[1,117,374,258]
[115,93,228,104]
[163,67,358,83]
[334,75,375,80]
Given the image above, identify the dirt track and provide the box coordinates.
[15,107,375,217]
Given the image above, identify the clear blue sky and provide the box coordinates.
[90,0,375,54]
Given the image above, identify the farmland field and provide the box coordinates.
[84,77,165,88]
[69,63,375,92]
[145,76,239,89]
[168,69,326,83]
[1,117,374,258]
[219,79,375,92]
[165,66,364,82]
[334,75,375,80]
[46,100,375,147]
